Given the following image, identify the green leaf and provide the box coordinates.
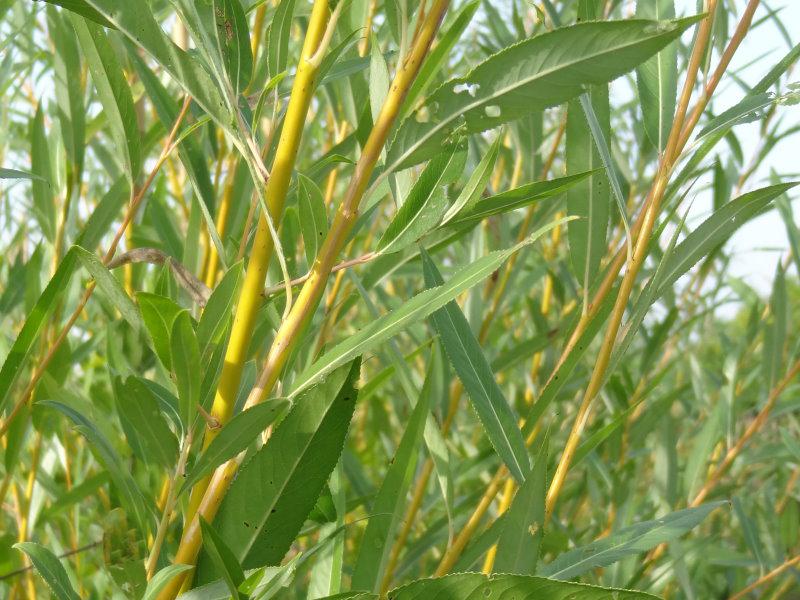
[539,502,727,580]
[39,0,114,27]
[143,565,195,600]
[179,399,291,496]
[386,16,702,171]
[81,0,233,132]
[0,167,49,184]
[494,434,548,575]
[71,15,141,182]
[683,400,724,502]
[298,174,328,265]
[200,360,360,577]
[369,39,391,124]
[47,7,85,185]
[351,359,433,592]
[401,0,480,116]
[197,261,244,356]
[170,311,201,428]
[421,249,529,483]
[200,517,246,599]
[30,104,55,242]
[636,0,677,151]
[113,376,179,468]
[291,221,562,398]
[74,246,142,332]
[130,50,217,232]
[777,188,800,277]
[567,87,610,292]
[441,133,501,224]
[14,543,79,600]
[39,400,154,535]
[652,183,800,298]
[762,263,787,390]
[213,0,252,93]
[75,178,129,251]
[445,174,590,226]
[138,293,183,370]
[268,0,296,78]
[328,573,659,599]
[377,146,464,254]
[0,249,78,412]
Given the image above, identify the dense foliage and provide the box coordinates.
[0,0,799,598]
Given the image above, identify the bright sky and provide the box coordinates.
[681,0,800,292]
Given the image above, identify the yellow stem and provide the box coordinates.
[164,6,450,597]
[729,554,800,600]
[544,0,720,518]
[187,0,333,521]
[203,155,238,288]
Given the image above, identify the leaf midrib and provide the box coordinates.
[392,20,680,171]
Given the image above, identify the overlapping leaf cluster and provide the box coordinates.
[0,1,799,599]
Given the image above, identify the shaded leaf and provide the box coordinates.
[291,221,563,398]
[14,543,79,600]
[351,359,433,591]
[387,16,702,171]
[539,502,727,580]
[179,399,291,496]
[201,360,360,576]
[421,249,529,483]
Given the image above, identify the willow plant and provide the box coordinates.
[1,0,800,599]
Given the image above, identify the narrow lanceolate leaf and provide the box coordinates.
[421,249,529,484]
[377,146,464,254]
[0,247,85,411]
[130,50,216,219]
[401,0,480,115]
[138,293,184,370]
[567,87,610,291]
[213,0,252,93]
[329,573,659,600]
[200,360,360,578]
[47,7,85,185]
[369,40,391,124]
[142,565,195,600]
[79,0,233,131]
[268,0,297,78]
[446,174,590,227]
[291,221,562,398]
[114,376,179,468]
[494,434,548,575]
[14,543,79,600]
[539,501,728,580]
[0,167,49,183]
[30,105,55,242]
[71,16,141,182]
[199,518,246,600]
[40,400,154,535]
[196,261,244,356]
[652,182,800,297]
[40,0,114,27]
[179,399,291,496]
[298,175,328,265]
[73,246,142,332]
[170,311,201,428]
[763,264,787,390]
[441,133,501,224]
[351,360,433,592]
[636,0,677,151]
[386,16,702,171]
